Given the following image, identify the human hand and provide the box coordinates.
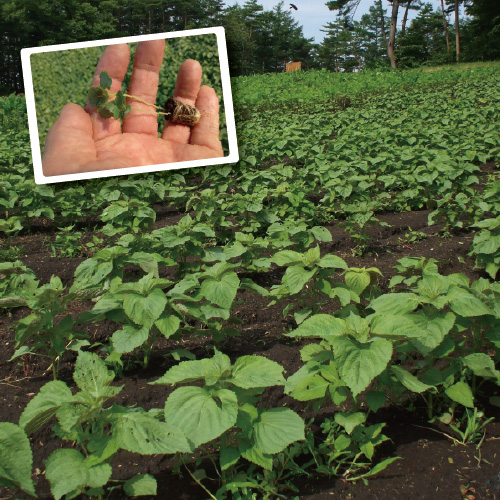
[42,40,223,176]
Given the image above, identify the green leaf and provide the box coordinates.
[73,351,117,400]
[164,387,238,447]
[99,71,112,89]
[391,366,435,393]
[445,381,474,408]
[283,266,316,294]
[0,423,36,497]
[151,358,211,385]
[272,250,303,266]
[114,411,191,455]
[345,270,371,295]
[286,314,345,340]
[333,337,393,397]
[230,356,285,388]
[88,86,109,109]
[254,408,305,454]
[317,254,348,269]
[111,325,149,353]
[123,474,157,497]
[334,412,366,435]
[85,462,112,489]
[155,314,181,339]
[285,363,329,401]
[124,288,167,328]
[220,447,241,471]
[448,288,494,317]
[200,272,239,309]
[369,293,419,315]
[45,449,111,500]
[19,380,72,435]
[365,391,386,413]
[240,444,273,470]
[463,353,500,380]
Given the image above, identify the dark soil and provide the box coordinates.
[1,207,499,500]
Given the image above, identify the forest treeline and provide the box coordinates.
[1,0,499,93]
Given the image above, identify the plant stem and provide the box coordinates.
[108,91,165,110]
[182,457,217,500]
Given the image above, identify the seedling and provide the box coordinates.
[88,71,201,125]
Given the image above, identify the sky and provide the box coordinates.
[228,0,465,44]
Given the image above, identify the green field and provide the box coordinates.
[1,62,500,499]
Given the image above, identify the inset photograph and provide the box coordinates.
[21,28,238,184]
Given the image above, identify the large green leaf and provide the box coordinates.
[368,293,419,315]
[283,266,316,294]
[114,411,191,455]
[123,288,167,328]
[45,449,111,500]
[0,423,36,497]
[230,356,285,388]
[111,325,149,353]
[463,353,500,380]
[164,387,238,447]
[286,314,345,340]
[73,351,116,400]
[344,270,370,295]
[253,408,305,454]
[445,381,474,408]
[19,380,72,435]
[200,272,239,309]
[332,337,393,397]
[448,287,494,317]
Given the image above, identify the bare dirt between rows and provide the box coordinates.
[1,207,500,499]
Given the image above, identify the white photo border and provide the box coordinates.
[21,27,239,185]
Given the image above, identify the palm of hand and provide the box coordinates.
[42,40,223,176]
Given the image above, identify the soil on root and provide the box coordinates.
[1,206,499,499]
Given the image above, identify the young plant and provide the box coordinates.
[11,276,90,379]
[150,349,305,496]
[88,71,200,125]
[85,272,177,368]
[48,225,83,258]
[268,247,380,324]
[17,351,191,499]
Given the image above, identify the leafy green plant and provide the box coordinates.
[89,71,200,125]
[268,247,380,324]
[11,276,90,379]
[397,227,427,247]
[99,199,156,237]
[470,216,500,279]
[48,225,84,258]
[150,349,305,493]
[0,261,38,309]
[85,272,177,368]
[17,351,191,499]
[316,414,398,482]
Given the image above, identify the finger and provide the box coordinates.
[189,86,223,154]
[122,39,165,136]
[85,44,130,141]
[42,103,97,176]
[162,59,202,144]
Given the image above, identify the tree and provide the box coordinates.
[439,0,451,53]
[397,3,450,67]
[400,0,424,36]
[327,0,399,68]
[462,0,500,61]
[359,2,390,67]
[386,0,400,68]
